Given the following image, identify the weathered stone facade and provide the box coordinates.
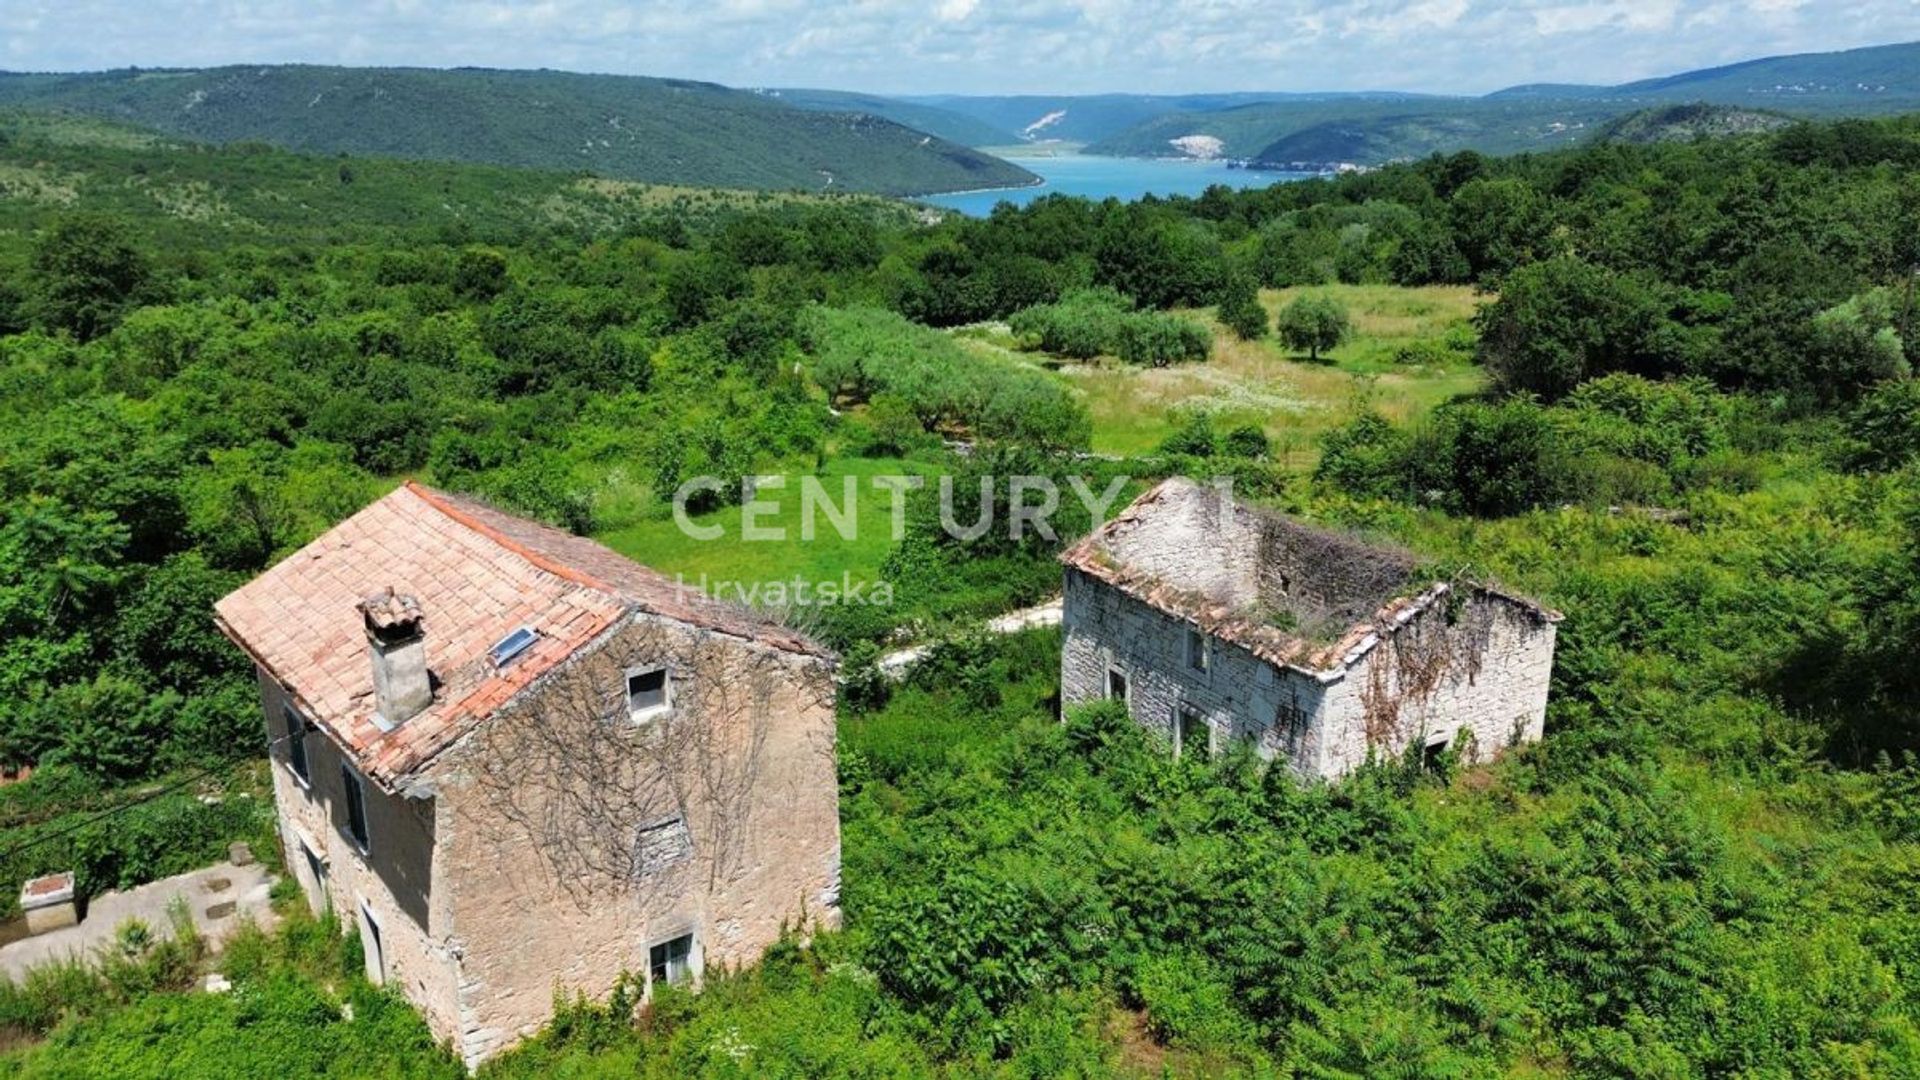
[222,483,839,1069]
[1060,479,1558,777]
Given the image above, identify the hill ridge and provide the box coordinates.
[0,65,1038,197]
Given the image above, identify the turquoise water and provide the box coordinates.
[923,153,1309,215]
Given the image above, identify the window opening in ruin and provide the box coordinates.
[1176,705,1208,761]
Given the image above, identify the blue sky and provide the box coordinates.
[4,0,1917,95]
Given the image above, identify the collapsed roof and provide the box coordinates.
[1061,478,1560,680]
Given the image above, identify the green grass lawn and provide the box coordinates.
[1056,284,1488,462]
[594,456,938,593]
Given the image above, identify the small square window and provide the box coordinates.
[1185,627,1209,672]
[649,933,695,988]
[635,816,691,876]
[1106,666,1129,703]
[283,705,311,785]
[341,765,370,853]
[627,668,670,719]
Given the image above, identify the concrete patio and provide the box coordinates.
[0,861,278,980]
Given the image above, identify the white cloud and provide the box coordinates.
[1532,1,1679,37]
[1,0,1916,94]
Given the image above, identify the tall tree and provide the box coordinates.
[28,214,155,341]
[1276,294,1351,361]
[1216,274,1270,341]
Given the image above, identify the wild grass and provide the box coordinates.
[1055,284,1486,461]
[595,456,939,592]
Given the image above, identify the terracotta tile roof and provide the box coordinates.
[22,872,73,899]
[215,482,828,791]
[1061,479,1560,680]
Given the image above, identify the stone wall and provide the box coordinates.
[261,611,840,1070]
[1317,590,1556,775]
[427,611,841,1067]
[258,671,462,1042]
[1250,515,1413,629]
[1062,572,1556,780]
[1091,479,1413,631]
[1061,568,1331,773]
[1099,482,1263,605]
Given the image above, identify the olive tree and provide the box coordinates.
[1277,294,1352,361]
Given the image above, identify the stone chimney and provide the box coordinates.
[358,587,431,731]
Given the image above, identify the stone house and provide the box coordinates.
[1059,479,1559,776]
[214,482,839,1068]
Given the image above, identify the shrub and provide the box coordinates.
[1222,423,1271,460]
[1008,289,1212,367]
[1007,287,1130,359]
[1158,411,1218,457]
[1132,951,1258,1052]
[1113,311,1212,367]
[1839,374,1920,472]
[802,306,1091,451]
[1389,338,1457,366]
[1216,274,1269,340]
[1807,288,1910,406]
[1415,397,1574,516]
[1315,410,1412,501]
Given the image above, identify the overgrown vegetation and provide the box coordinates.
[1,106,1919,1077]
[1007,288,1213,367]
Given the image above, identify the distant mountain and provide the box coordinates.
[900,91,1433,146]
[1486,83,1610,100]
[760,88,1019,147]
[1087,40,1920,166]
[0,109,925,249]
[1089,98,1623,162]
[1487,41,1920,113]
[0,65,1039,197]
[1608,40,1920,111]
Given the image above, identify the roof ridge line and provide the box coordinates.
[402,480,623,599]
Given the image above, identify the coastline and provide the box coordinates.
[912,153,1316,215]
[908,175,1049,200]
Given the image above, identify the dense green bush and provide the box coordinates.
[1215,273,1269,340]
[0,775,273,918]
[1840,378,1920,472]
[1007,287,1213,366]
[1319,376,1751,514]
[801,306,1091,451]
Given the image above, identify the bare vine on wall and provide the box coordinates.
[1358,585,1499,755]
[461,620,834,911]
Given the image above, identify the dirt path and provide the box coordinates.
[878,596,1063,679]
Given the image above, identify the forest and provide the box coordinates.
[0,107,1916,1076]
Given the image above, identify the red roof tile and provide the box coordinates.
[215,482,828,791]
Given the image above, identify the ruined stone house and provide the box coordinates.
[1060,479,1559,775]
[214,482,839,1068]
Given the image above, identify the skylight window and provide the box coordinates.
[490,626,538,668]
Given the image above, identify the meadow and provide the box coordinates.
[1052,284,1483,460]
